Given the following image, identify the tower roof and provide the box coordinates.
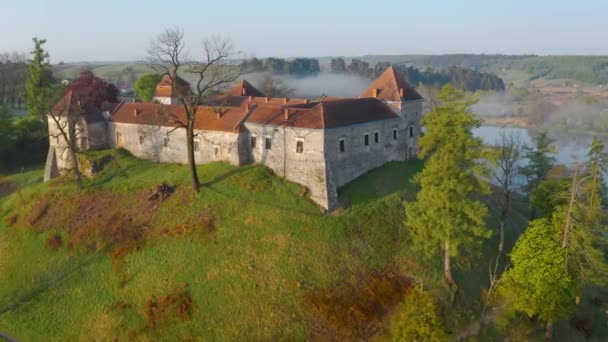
[359,66,422,102]
[224,80,266,97]
[154,74,192,98]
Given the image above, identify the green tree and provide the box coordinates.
[405,85,490,292]
[133,73,161,102]
[25,37,53,117]
[501,218,577,339]
[520,131,556,218]
[554,138,608,287]
[390,287,449,341]
[0,105,15,168]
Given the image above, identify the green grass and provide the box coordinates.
[0,150,428,340]
[0,149,598,340]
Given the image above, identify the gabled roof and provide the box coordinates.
[50,90,108,123]
[359,66,422,102]
[110,102,249,133]
[245,97,399,129]
[154,75,192,98]
[224,80,266,97]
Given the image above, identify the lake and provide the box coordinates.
[473,125,601,167]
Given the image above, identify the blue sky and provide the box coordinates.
[2,0,607,62]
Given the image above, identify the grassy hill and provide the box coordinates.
[0,150,427,340]
[0,149,597,340]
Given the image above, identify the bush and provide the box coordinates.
[390,287,449,342]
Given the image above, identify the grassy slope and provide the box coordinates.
[0,150,426,340]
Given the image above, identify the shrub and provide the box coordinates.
[390,287,449,342]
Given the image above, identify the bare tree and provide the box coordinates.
[484,129,523,313]
[148,28,240,192]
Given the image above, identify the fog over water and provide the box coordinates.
[248,72,371,99]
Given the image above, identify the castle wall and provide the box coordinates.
[109,122,241,166]
[242,123,330,209]
[324,118,404,206]
[401,100,424,159]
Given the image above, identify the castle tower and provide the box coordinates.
[152,75,192,104]
[360,66,424,159]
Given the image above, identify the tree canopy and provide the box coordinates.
[134,73,162,102]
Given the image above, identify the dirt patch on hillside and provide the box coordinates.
[16,183,211,264]
[303,271,413,340]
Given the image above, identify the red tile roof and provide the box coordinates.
[154,75,192,98]
[224,80,266,97]
[245,97,399,129]
[360,66,422,102]
[50,90,108,123]
[110,102,248,133]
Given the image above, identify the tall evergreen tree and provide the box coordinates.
[521,130,556,218]
[25,37,53,118]
[554,137,608,287]
[405,85,490,292]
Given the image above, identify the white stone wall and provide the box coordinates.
[243,123,330,209]
[324,118,405,193]
[109,122,241,166]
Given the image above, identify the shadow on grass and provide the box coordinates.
[338,160,424,209]
[0,255,98,316]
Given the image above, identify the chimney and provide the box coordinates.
[216,110,221,119]
[372,88,378,98]
[304,99,309,104]
[399,88,404,98]
[248,96,253,101]
[265,97,270,103]
[283,108,289,120]
[241,87,246,96]
[133,108,139,117]
[283,98,288,104]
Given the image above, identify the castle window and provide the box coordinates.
[138,134,144,145]
[339,138,345,153]
[296,140,304,153]
[163,136,169,147]
[393,129,398,140]
[193,140,200,152]
[214,146,220,157]
[409,126,414,137]
[265,137,272,150]
[374,131,379,144]
[251,136,257,148]
[364,134,369,146]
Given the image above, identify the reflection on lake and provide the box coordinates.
[473,126,601,166]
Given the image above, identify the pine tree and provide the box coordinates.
[405,85,490,292]
[25,37,53,118]
[521,131,557,218]
[554,137,608,287]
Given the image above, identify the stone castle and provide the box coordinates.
[45,66,423,210]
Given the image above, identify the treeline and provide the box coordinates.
[0,105,48,171]
[393,85,608,339]
[0,52,28,109]
[240,57,320,75]
[331,57,505,91]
